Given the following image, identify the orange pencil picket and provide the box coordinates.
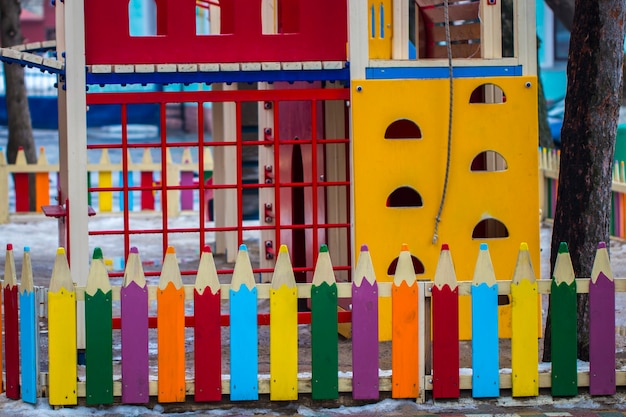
[391,244,419,398]
[35,147,50,212]
[157,246,186,403]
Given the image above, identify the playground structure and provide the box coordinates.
[0,0,550,405]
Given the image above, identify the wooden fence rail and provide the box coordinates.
[0,238,622,406]
[0,146,214,224]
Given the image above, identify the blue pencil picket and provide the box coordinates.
[471,243,499,398]
[19,247,39,403]
[229,244,259,401]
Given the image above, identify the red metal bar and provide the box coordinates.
[111,310,352,330]
[160,103,169,255]
[121,104,131,256]
[236,101,243,246]
[197,102,206,250]
[311,99,319,259]
[273,101,281,249]
[86,89,350,106]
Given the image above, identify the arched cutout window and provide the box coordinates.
[386,186,423,208]
[469,83,506,104]
[472,218,509,239]
[129,0,157,37]
[384,119,422,139]
[470,151,508,172]
[387,255,425,276]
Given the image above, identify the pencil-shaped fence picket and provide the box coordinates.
[0,145,214,223]
[0,240,625,405]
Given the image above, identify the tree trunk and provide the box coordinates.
[544,0,575,31]
[543,0,625,362]
[0,0,37,210]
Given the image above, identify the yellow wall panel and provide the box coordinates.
[352,77,540,340]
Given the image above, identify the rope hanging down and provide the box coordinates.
[432,0,454,244]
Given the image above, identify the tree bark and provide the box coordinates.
[0,0,37,210]
[544,0,575,32]
[543,0,625,362]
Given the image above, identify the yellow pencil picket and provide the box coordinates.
[98,149,113,212]
[270,245,298,400]
[510,242,539,397]
[48,248,78,405]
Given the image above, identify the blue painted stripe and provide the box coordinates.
[471,283,500,398]
[20,291,38,404]
[86,68,350,87]
[366,65,523,79]
[230,287,258,401]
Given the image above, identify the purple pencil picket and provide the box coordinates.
[589,242,616,395]
[121,247,149,404]
[351,244,379,400]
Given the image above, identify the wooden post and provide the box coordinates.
[392,0,408,59]
[349,0,368,80]
[212,83,238,262]
[258,82,275,282]
[56,0,89,352]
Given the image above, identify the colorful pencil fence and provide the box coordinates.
[1,241,625,405]
[540,147,626,240]
[0,145,214,223]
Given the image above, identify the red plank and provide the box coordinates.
[432,285,460,398]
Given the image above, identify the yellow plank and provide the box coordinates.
[270,286,298,399]
[511,283,539,396]
[368,0,393,59]
[351,77,539,340]
[98,149,113,212]
[48,290,77,405]
[270,245,298,400]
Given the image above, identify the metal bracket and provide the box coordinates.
[265,240,275,260]
[264,203,274,223]
[264,165,274,184]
